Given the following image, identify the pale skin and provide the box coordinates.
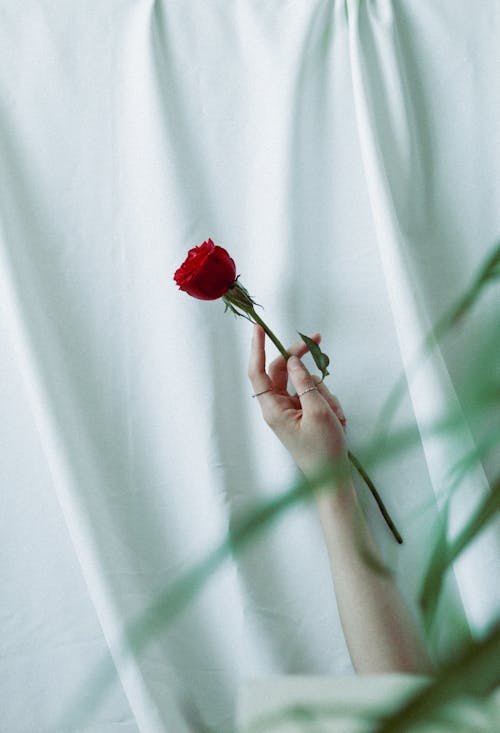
[248,324,435,675]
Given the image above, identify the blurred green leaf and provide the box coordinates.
[420,475,500,638]
[373,617,500,733]
[373,239,500,445]
[238,700,380,733]
[419,497,451,638]
[449,240,500,325]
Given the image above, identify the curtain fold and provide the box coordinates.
[0,180,188,733]
[345,0,500,636]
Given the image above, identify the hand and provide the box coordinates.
[248,324,350,483]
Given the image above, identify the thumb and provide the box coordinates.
[287,355,327,411]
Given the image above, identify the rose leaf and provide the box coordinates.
[297,332,330,383]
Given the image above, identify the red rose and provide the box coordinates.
[173,238,237,300]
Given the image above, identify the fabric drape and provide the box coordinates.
[1,1,498,730]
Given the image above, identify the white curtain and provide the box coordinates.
[1,1,499,731]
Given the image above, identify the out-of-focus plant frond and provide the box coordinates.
[448,241,500,326]
[237,699,382,733]
[372,618,500,733]
[419,474,500,637]
[236,673,500,733]
[394,422,500,533]
[373,240,500,445]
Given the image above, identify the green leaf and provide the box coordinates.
[297,331,330,382]
[419,497,451,638]
[373,617,500,733]
[373,239,500,442]
[419,475,500,638]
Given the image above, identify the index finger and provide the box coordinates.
[248,324,273,394]
[248,325,282,423]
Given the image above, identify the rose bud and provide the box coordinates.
[173,238,237,300]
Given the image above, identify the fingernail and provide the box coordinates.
[288,355,301,370]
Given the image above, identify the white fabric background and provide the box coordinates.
[1,1,499,731]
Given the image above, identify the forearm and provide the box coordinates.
[314,477,435,675]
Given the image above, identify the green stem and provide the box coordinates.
[248,308,290,360]
[348,449,403,544]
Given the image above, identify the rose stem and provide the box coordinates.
[248,308,290,360]
[348,450,403,544]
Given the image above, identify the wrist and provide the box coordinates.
[313,477,358,513]
[313,480,388,574]
[302,455,353,495]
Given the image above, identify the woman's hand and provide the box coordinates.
[248,324,350,483]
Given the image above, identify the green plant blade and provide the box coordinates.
[373,239,500,444]
[419,475,500,638]
[373,618,500,733]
